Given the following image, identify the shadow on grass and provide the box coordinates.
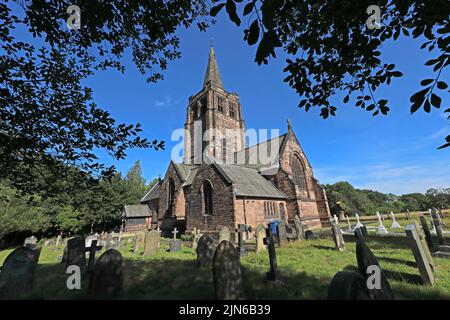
[377,256,417,268]
[311,244,337,252]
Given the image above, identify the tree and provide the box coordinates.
[211,0,450,149]
[1,1,210,196]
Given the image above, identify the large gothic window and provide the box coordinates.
[168,177,175,207]
[291,155,308,190]
[229,103,235,118]
[218,98,224,113]
[203,180,213,215]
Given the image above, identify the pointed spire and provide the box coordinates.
[203,44,223,88]
[287,118,293,132]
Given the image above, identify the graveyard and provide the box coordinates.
[1,211,450,300]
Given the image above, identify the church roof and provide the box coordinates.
[214,163,287,199]
[123,204,151,218]
[141,179,162,203]
[173,162,197,181]
[203,45,223,88]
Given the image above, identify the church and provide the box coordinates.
[139,46,331,239]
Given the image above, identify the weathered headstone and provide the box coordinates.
[263,228,283,285]
[356,239,394,299]
[328,271,373,300]
[390,212,402,229]
[88,249,123,299]
[133,231,146,253]
[56,235,62,247]
[192,232,203,251]
[24,236,37,246]
[294,215,304,240]
[413,221,435,271]
[305,230,314,240]
[405,225,435,286]
[0,247,37,298]
[66,236,86,272]
[196,234,215,268]
[172,227,179,240]
[431,209,446,246]
[355,213,364,229]
[212,241,246,300]
[219,226,231,243]
[143,230,159,256]
[236,224,247,257]
[255,224,266,253]
[277,221,288,247]
[104,233,113,250]
[87,240,103,272]
[333,214,339,225]
[346,214,352,231]
[376,211,388,234]
[420,215,434,250]
[331,223,345,251]
[169,239,182,252]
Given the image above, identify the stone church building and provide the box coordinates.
[140,46,331,238]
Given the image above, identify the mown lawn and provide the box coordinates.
[1,232,450,300]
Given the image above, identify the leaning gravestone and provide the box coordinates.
[143,230,159,256]
[356,239,394,300]
[88,249,123,299]
[294,215,304,240]
[331,223,345,251]
[413,221,435,271]
[213,241,246,300]
[431,209,446,246]
[255,224,266,253]
[328,271,373,300]
[277,222,288,246]
[0,247,37,298]
[420,215,434,250]
[405,225,435,286]
[196,234,215,268]
[66,236,86,272]
[219,226,231,243]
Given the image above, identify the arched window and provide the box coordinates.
[203,180,213,215]
[291,155,308,190]
[218,98,224,113]
[229,103,235,118]
[221,138,227,163]
[168,177,175,207]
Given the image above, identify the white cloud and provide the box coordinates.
[153,95,179,108]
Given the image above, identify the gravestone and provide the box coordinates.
[170,239,182,252]
[431,209,446,246]
[405,225,435,286]
[356,239,394,299]
[24,236,37,246]
[87,240,103,272]
[0,247,37,298]
[413,221,435,271]
[263,228,283,285]
[56,235,62,247]
[192,232,203,251]
[305,230,314,240]
[133,231,146,253]
[255,224,266,253]
[346,215,352,232]
[104,233,113,250]
[390,212,402,229]
[196,234,215,268]
[277,222,288,247]
[355,213,364,229]
[333,214,339,225]
[66,236,86,272]
[354,227,364,240]
[376,211,388,235]
[212,241,246,300]
[294,215,304,240]
[172,227,179,240]
[88,249,123,299]
[420,215,434,250]
[236,224,247,257]
[219,226,231,243]
[328,271,373,300]
[143,230,159,256]
[331,223,345,251]
[26,244,42,263]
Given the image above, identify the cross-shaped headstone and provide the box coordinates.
[85,240,103,273]
[263,227,283,285]
[172,227,179,240]
[236,224,247,257]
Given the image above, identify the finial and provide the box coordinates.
[287,118,292,130]
[210,37,214,48]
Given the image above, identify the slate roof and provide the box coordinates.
[123,204,151,218]
[141,180,162,203]
[173,162,197,182]
[214,163,287,199]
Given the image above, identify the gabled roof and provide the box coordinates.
[172,162,197,182]
[213,163,287,199]
[123,204,151,218]
[141,179,162,203]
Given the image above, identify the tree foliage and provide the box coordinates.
[211,0,450,148]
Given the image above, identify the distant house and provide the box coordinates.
[122,204,152,232]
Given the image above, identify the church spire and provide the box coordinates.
[203,45,223,88]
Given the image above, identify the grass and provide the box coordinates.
[1,230,450,300]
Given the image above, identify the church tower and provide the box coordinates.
[183,46,246,164]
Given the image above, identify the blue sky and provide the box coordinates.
[11,3,447,195]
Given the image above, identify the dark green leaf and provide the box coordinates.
[247,20,259,46]
[210,3,226,17]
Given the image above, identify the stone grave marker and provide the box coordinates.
[255,224,266,253]
[263,227,283,285]
[333,214,339,225]
[0,247,37,298]
[66,236,86,272]
[390,212,402,229]
[192,232,203,251]
[328,271,373,300]
[376,211,388,235]
[219,226,231,243]
[356,239,394,299]
[236,224,247,257]
[431,209,446,246]
[420,215,434,250]
[405,225,435,286]
[170,239,182,252]
[355,213,364,228]
[196,234,215,268]
[305,230,314,240]
[26,244,42,263]
[212,241,246,300]
[104,232,113,250]
[413,221,435,271]
[172,227,179,240]
[56,235,62,247]
[143,230,159,256]
[88,249,123,299]
[87,240,103,272]
[346,214,352,232]
[24,236,37,246]
[331,223,345,251]
[277,221,288,247]
[294,215,304,240]
[133,231,146,253]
